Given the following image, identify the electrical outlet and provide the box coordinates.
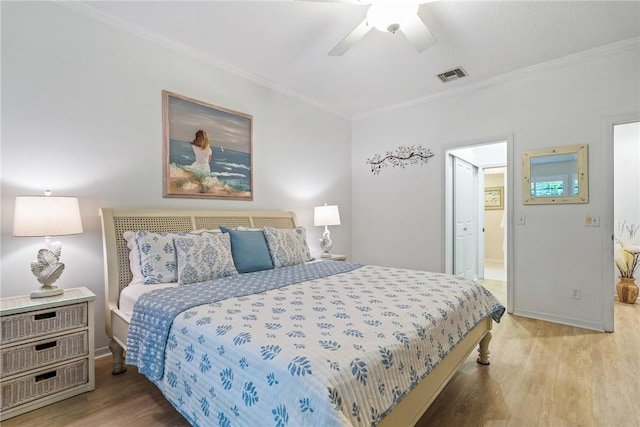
[571,289,581,299]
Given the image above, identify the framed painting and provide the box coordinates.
[484,187,503,210]
[162,90,253,200]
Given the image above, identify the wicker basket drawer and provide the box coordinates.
[1,303,87,345]
[1,331,89,378]
[0,358,88,411]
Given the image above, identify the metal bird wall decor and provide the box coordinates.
[366,145,435,175]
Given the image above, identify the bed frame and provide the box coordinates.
[99,208,493,427]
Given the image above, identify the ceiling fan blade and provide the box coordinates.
[299,0,370,4]
[329,19,371,56]
[401,14,436,53]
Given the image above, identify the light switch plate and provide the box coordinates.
[585,215,600,227]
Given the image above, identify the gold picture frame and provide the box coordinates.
[162,90,253,200]
[484,187,503,210]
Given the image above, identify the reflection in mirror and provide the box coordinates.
[530,153,579,197]
[523,144,588,204]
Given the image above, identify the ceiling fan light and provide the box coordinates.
[366,3,418,33]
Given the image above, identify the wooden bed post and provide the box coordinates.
[109,339,127,375]
[476,331,492,365]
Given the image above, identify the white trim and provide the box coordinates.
[94,347,112,358]
[56,1,351,120]
[514,309,604,333]
[54,1,639,121]
[444,153,455,275]
[477,168,485,280]
[355,37,640,120]
[505,135,514,313]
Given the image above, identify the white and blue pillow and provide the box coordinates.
[123,231,146,285]
[262,227,312,268]
[132,230,219,285]
[174,233,238,285]
[127,226,311,286]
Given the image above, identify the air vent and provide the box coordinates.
[437,67,467,83]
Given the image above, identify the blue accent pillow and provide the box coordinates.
[220,226,274,273]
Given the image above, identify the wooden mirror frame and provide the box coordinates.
[522,144,588,205]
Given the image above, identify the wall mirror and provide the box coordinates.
[522,144,588,204]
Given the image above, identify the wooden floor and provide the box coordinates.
[3,298,638,427]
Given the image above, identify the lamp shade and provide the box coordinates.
[13,196,83,237]
[314,205,341,227]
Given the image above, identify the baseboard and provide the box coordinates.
[95,346,111,358]
[514,309,605,332]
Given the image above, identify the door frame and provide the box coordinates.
[443,134,514,313]
[602,112,640,332]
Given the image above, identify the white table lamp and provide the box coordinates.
[314,204,341,258]
[13,192,83,298]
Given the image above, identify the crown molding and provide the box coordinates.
[354,37,640,120]
[53,2,639,121]
[56,1,351,120]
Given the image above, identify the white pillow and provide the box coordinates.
[123,231,145,285]
[262,227,312,268]
[130,229,220,285]
[174,233,238,285]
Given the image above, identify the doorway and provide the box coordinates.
[613,121,640,292]
[444,137,513,311]
[603,113,639,332]
[483,167,507,282]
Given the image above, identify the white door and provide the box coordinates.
[454,156,478,279]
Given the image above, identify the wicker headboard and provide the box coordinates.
[99,208,299,325]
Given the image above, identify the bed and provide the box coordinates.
[100,208,504,427]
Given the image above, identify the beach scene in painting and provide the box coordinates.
[166,94,252,199]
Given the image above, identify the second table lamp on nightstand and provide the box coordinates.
[12,192,83,298]
[314,204,341,258]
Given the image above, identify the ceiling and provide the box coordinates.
[74,1,640,117]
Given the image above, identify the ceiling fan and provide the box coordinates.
[311,1,437,56]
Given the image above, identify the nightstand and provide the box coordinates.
[0,287,95,421]
[321,254,347,261]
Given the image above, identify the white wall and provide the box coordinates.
[352,43,639,331]
[0,2,352,350]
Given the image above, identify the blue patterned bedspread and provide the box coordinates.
[127,264,504,427]
[127,261,363,380]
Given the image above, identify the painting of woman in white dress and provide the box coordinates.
[163,90,253,200]
[187,130,212,178]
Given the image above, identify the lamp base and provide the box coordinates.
[319,226,333,257]
[30,286,64,299]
